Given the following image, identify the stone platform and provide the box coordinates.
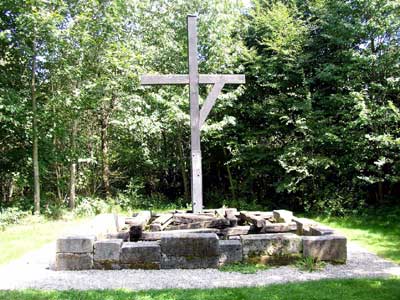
[55,209,347,270]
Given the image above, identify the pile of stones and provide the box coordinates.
[55,209,347,270]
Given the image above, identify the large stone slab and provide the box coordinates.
[302,235,347,263]
[56,235,95,253]
[161,255,219,269]
[241,233,302,264]
[160,233,220,269]
[309,226,335,236]
[219,239,242,266]
[160,233,219,257]
[120,241,161,269]
[273,210,293,223]
[260,222,297,233]
[292,217,317,235]
[93,239,123,269]
[55,253,93,270]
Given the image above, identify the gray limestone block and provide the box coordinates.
[94,239,123,263]
[160,233,219,257]
[292,217,317,235]
[273,210,293,223]
[309,226,335,236]
[241,233,302,259]
[260,222,297,233]
[120,241,161,269]
[219,239,243,265]
[161,254,219,269]
[55,253,93,270]
[302,235,347,263]
[56,235,95,253]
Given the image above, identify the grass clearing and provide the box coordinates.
[0,215,89,265]
[316,207,400,264]
[0,278,399,300]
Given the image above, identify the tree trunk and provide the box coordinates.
[100,106,111,198]
[177,127,190,202]
[223,148,236,201]
[69,119,78,209]
[31,37,40,215]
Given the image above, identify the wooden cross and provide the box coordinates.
[141,15,245,213]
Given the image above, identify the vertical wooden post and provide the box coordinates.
[188,15,202,213]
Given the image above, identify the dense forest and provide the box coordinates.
[1,0,399,217]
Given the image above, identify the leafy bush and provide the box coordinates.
[74,197,112,217]
[0,207,30,230]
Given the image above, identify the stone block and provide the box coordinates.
[160,233,220,269]
[94,239,123,263]
[160,233,219,257]
[56,235,95,253]
[302,235,347,263]
[260,222,297,233]
[273,210,293,223]
[241,233,302,264]
[219,240,243,265]
[161,255,219,269]
[309,226,335,236]
[55,253,93,270]
[120,241,161,269]
[292,217,317,235]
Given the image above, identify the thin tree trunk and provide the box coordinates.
[31,36,40,215]
[69,119,78,209]
[223,148,236,201]
[101,107,111,198]
[177,128,189,202]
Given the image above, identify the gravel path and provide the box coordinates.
[0,241,399,290]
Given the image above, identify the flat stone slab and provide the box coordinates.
[260,222,297,233]
[94,239,123,264]
[273,210,293,223]
[55,253,93,270]
[161,255,219,269]
[292,217,317,235]
[241,233,302,263]
[309,226,336,236]
[56,235,95,253]
[120,241,161,269]
[160,233,219,257]
[302,235,347,263]
[219,240,242,265]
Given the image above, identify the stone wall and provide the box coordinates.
[54,211,347,270]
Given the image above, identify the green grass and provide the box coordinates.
[295,256,326,272]
[219,262,269,274]
[0,278,399,300]
[0,215,89,265]
[316,207,400,264]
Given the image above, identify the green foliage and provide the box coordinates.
[0,207,29,230]
[74,197,112,217]
[1,279,400,300]
[219,262,269,274]
[295,256,326,272]
[1,0,400,215]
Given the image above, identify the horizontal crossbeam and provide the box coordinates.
[141,74,245,85]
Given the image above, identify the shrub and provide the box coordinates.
[0,207,30,230]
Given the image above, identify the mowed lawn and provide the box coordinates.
[0,216,89,265]
[0,278,399,300]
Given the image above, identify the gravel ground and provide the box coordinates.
[0,241,399,291]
